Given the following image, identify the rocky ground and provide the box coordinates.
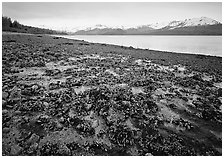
[2,33,222,156]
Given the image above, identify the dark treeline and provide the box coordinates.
[2,16,67,35]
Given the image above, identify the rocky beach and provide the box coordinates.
[2,32,222,156]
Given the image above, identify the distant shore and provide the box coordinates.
[71,33,222,36]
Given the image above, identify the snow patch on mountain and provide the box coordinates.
[84,24,108,31]
[183,17,220,26]
[145,17,221,30]
[146,21,170,29]
[167,17,221,30]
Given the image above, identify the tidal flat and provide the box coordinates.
[2,33,222,156]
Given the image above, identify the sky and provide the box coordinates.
[2,2,222,31]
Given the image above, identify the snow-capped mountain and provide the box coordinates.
[84,24,108,31]
[181,17,220,27]
[74,17,222,35]
[81,24,132,31]
[144,17,220,30]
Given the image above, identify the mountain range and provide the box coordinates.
[74,17,222,35]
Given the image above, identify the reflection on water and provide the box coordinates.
[56,35,222,57]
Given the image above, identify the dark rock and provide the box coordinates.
[36,115,50,124]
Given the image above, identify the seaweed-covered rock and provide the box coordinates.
[75,120,95,136]
[45,69,61,76]
[108,125,134,148]
[39,142,60,156]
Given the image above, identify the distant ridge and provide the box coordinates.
[2,16,67,35]
[74,17,222,35]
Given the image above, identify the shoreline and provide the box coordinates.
[49,33,222,76]
[52,34,222,58]
[3,31,222,57]
[2,33,222,156]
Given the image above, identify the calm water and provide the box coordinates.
[56,35,222,57]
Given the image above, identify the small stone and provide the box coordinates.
[56,122,63,130]
[2,109,8,114]
[43,102,49,107]
[10,144,22,156]
[145,153,153,156]
[3,127,10,133]
[89,111,94,118]
[6,104,14,109]
[164,81,172,88]
[27,133,40,144]
[32,85,39,90]
[58,144,71,156]
[22,116,30,123]
[9,86,21,101]
[59,117,65,123]
[27,143,39,154]
[37,114,50,123]
[86,104,92,111]
[68,110,75,118]
[2,92,9,100]
[31,142,38,150]
[76,124,81,129]
[92,120,98,128]
[14,111,22,115]
[2,100,7,108]
[36,120,42,124]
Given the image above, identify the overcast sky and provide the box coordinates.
[2,2,222,31]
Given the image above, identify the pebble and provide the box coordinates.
[32,143,39,150]
[3,127,10,133]
[59,117,65,123]
[27,133,40,144]
[2,100,7,107]
[56,122,63,130]
[6,104,14,109]
[69,110,75,118]
[32,85,39,90]
[28,143,39,153]
[92,120,98,128]
[58,144,71,156]
[10,144,22,155]
[145,153,153,156]
[2,109,8,114]
[2,92,9,99]
[22,116,30,123]
[14,111,21,115]
[43,102,49,107]
[86,103,92,111]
